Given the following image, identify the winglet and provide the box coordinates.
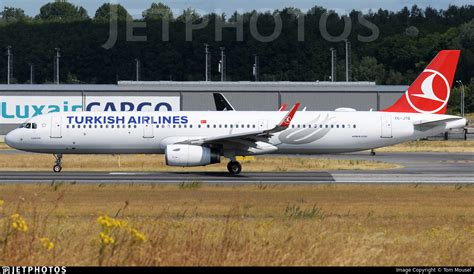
[279,104,287,111]
[279,102,300,127]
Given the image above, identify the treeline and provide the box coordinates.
[0,1,473,113]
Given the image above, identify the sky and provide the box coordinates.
[1,0,472,17]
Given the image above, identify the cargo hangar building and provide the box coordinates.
[0,81,407,135]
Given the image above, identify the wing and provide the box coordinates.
[179,103,300,147]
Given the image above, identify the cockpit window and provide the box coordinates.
[20,123,37,129]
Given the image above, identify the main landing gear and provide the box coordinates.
[227,161,242,175]
[53,153,63,173]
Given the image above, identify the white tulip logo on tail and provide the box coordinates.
[405,69,450,114]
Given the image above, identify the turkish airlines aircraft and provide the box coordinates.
[5,50,467,175]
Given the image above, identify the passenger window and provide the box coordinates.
[325,125,328,128]
[95,125,98,128]
[72,125,75,129]
[336,125,339,128]
[353,125,357,128]
[134,125,137,128]
[342,125,345,128]
[253,125,256,128]
[213,125,216,128]
[303,125,306,128]
[32,123,37,129]
[66,125,70,129]
[230,125,233,128]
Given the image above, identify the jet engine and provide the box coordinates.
[165,144,220,167]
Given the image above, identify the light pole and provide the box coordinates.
[205,44,210,82]
[219,47,226,82]
[253,54,259,82]
[330,47,336,82]
[135,58,140,81]
[344,39,351,82]
[55,48,61,84]
[456,80,465,117]
[29,63,34,84]
[6,46,12,85]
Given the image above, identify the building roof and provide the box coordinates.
[0,81,409,93]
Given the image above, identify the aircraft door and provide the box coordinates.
[381,116,393,138]
[50,116,62,138]
[143,124,154,138]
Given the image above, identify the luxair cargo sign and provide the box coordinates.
[0,96,180,124]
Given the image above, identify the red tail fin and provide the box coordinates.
[383,50,460,114]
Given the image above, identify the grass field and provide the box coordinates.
[0,154,398,172]
[0,183,472,266]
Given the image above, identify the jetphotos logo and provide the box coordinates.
[1,266,66,274]
[0,96,180,124]
[405,69,450,114]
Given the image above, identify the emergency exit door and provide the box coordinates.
[50,116,62,138]
[381,116,393,138]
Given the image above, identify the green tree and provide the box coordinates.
[177,8,201,22]
[94,3,131,21]
[142,3,173,20]
[352,56,386,84]
[37,0,88,21]
[0,7,30,23]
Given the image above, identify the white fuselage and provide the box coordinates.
[5,111,467,155]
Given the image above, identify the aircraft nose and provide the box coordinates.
[5,130,19,149]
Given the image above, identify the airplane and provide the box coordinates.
[5,50,467,175]
[213,92,287,111]
[213,93,235,111]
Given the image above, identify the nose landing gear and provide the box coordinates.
[53,154,63,173]
[227,161,242,175]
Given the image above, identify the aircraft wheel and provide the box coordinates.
[53,165,62,173]
[227,161,242,175]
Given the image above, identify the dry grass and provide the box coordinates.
[0,154,398,172]
[377,140,474,153]
[0,183,472,266]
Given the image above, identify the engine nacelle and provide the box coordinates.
[165,145,220,167]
